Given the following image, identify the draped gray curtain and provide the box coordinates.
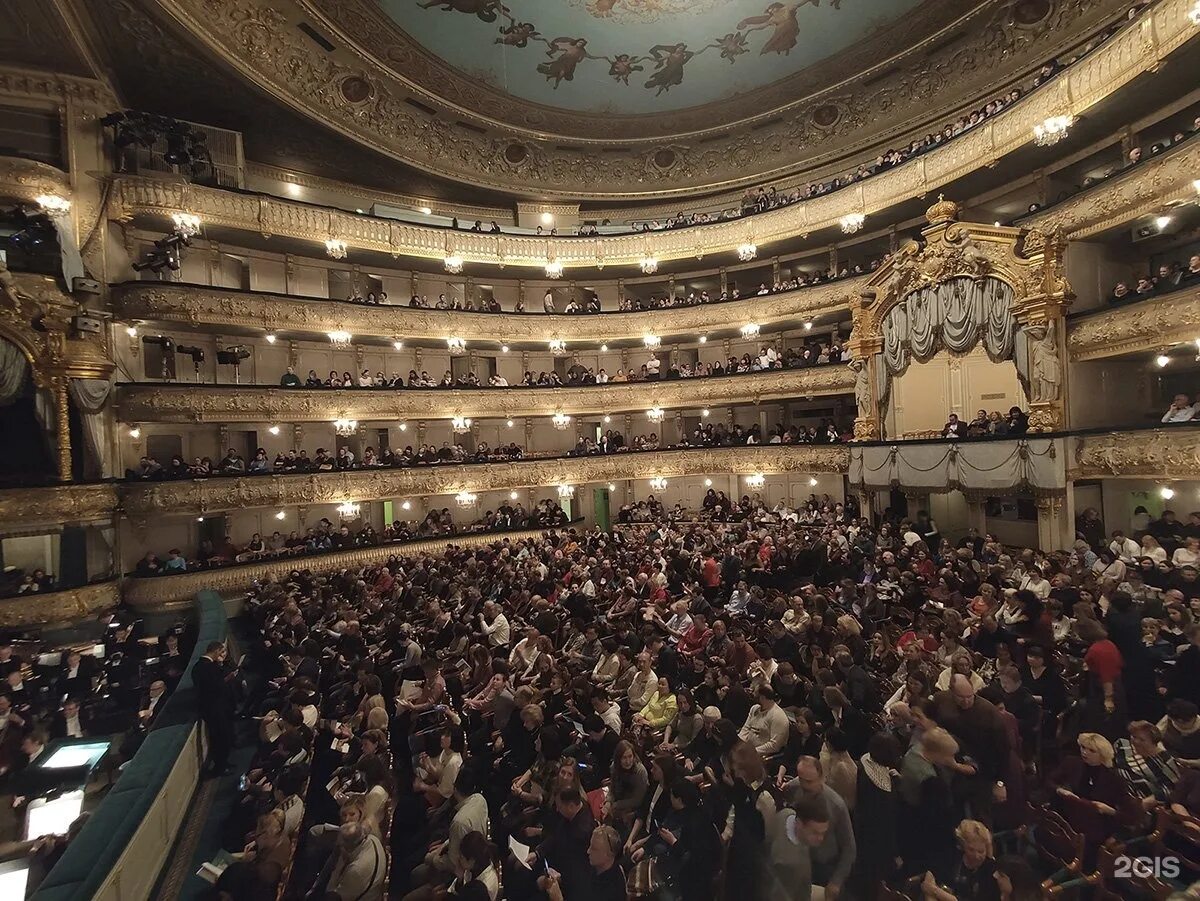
[0,338,30,407]
[881,276,1016,376]
[70,378,113,478]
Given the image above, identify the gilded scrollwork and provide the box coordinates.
[119,445,851,517]
[120,528,552,608]
[0,580,119,628]
[112,278,862,344]
[117,366,854,423]
[1067,286,1200,361]
[1072,428,1200,479]
[1023,138,1200,241]
[0,483,119,529]
[0,156,72,206]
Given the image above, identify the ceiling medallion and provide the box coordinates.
[839,213,865,235]
[444,254,464,274]
[737,243,757,262]
[1032,115,1073,147]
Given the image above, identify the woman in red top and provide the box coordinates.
[1080,618,1128,739]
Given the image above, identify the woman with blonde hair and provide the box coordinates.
[899,727,959,875]
[919,819,995,900]
[1051,732,1132,847]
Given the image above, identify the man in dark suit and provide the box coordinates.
[192,641,236,776]
[49,698,90,740]
[57,650,96,700]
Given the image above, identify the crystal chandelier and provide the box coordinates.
[545,260,564,279]
[740,323,760,339]
[333,418,358,437]
[648,476,668,491]
[839,213,865,235]
[328,330,352,347]
[325,238,348,259]
[1032,115,1073,147]
[556,484,575,499]
[551,412,571,430]
[1190,1,1200,25]
[336,501,361,519]
[640,256,658,275]
[746,473,766,489]
[35,194,71,215]
[455,490,478,508]
[451,415,472,433]
[443,255,464,274]
[171,212,202,238]
[643,334,661,350]
[647,407,664,423]
[447,336,466,355]
[737,243,757,262]
[549,339,567,356]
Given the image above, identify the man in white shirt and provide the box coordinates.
[738,686,790,756]
[645,354,661,379]
[1109,530,1142,563]
[1162,394,1196,423]
[479,601,510,648]
[627,653,657,712]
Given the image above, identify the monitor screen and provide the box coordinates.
[24,791,84,840]
[0,859,30,897]
[40,741,109,770]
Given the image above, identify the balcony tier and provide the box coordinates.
[1071,424,1200,479]
[112,278,862,344]
[0,580,119,628]
[1067,283,1200,361]
[120,444,850,517]
[116,367,854,424]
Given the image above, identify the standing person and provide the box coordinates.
[763,793,831,901]
[192,640,237,776]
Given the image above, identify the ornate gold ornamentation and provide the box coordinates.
[0,580,119,628]
[146,0,1139,198]
[1067,285,1200,361]
[847,203,1072,440]
[0,155,72,206]
[121,528,552,608]
[113,277,862,344]
[117,366,854,423]
[1025,137,1200,240]
[0,483,118,529]
[119,444,851,517]
[1071,427,1200,479]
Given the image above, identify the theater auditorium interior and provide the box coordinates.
[4,0,1200,899]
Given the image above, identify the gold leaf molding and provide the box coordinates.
[0,580,119,628]
[113,279,862,344]
[1067,285,1200,361]
[0,156,71,206]
[1071,427,1200,479]
[0,483,118,530]
[117,366,854,423]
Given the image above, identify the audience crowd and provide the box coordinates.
[940,409,1031,439]
[1110,253,1200,306]
[202,472,1200,900]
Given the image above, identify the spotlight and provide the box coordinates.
[699,336,707,344]
[393,340,404,350]
[500,344,509,353]
[608,483,616,491]
[401,500,412,510]
[600,344,608,352]
[275,510,286,520]
[268,425,280,435]
[510,491,519,500]
[1155,215,1172,231]
[128,427,141,439]
[1161,486,1176,500]
[265,333,277,344]
[1156,354,1171,368]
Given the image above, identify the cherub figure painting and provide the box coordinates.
[608,54,645,85]
[711,31,749,64]
[495,21,539,47]
[643,43,693,96]
[418,0,506,23]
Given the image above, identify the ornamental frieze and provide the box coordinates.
[1067,286,1200,361]
[1071,427,1200,480]
[112,279,862,343]
[0,156,72,206]
[120,527,553,608]
[119,444,851,517]
[0,483,119,529]
[0,580,119,628]
[146,0,1140,197]
[116,366,855,423]
[1023,138,1200,241]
